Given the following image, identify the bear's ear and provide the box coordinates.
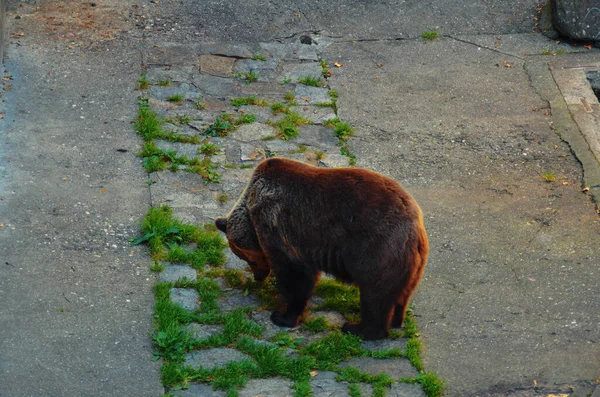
[215,217,227,233]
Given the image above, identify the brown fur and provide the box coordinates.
[215,157,428,340]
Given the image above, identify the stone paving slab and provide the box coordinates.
[185,348,251,370]
[310,371,374,397]
[184,323,224,340]
[170,288,200,311]
[159,264,198,283]
[388,383,427,397]
[238,377,294,397]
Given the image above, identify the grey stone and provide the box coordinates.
[289,105,336,124]
[238,378,294,397]
[388,383,426,397]
[361,338,408,354]
[235,58,280,82]
[310,371,373,397]
[237,105,277,123]
[259,42,319,61]
[282,62,324,82]
[239,82,294,102]
[225,249,249,271]
[296,125,339,148]
[150,83,202,102]
[199,54,237,78]
[185,348,251,370]
[218,292,261,311]
[192,74,239,97]
[184,323,224,340]
[295,85,332,104]
[340,357,419,379]
[552,0,600,41]
[265,140,300,154]
[145,66,194,83]
[319,153,350,168]
[171,383,226,397]
[155,141,202,159]
[310,371,349,397]
[240,143,266,162]
[159,264,197,283]
[170,288,200,312]
[232,123,277,142]
[309,311,346,328]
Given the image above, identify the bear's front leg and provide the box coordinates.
[342,287,392,340]
[270,265,316,328]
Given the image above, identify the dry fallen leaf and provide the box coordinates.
[553,145,558,149]
[334,61,343,67]
[583,187,590,192]
[584,44,592,50]
[562,181,569,185]
[376,62,383,68]
[310,371,318,377]
[99,189,107,193]
[504,63,511,68]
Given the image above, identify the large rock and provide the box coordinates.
[552,0,600,41]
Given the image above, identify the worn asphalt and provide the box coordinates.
[1,0,599,396]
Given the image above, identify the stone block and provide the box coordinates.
[170,288,200,311]
[319,153,349,168]
[232,123,277,142]
[185,348,251,370]
[289,105,336,124]
[159,264,198,283]
[150,83,202,102]
[155,141,202,159]
[281,62,323,82]
[145,66,194,83]
[234,59,280,83]
[238,378,294,397]
[218,292,261,312]
[200,54,236,78]
[552,0,600,41]
[295,85,332,104]
[309,311,346,328]
[296,125,339,148]
[184,323,224,340]
[310,371,373,397]
[225,249,249,271]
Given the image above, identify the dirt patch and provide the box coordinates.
[10,1,133,50]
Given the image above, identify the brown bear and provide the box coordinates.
[215,157,428,340]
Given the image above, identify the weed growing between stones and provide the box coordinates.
[231,96,268,107]
[167,93,184,104]
[137,73,150,90]
[134,98,219,182]
[421,30,439,40]
[298,75,325,87]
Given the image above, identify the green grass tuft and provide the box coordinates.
[298,76,324,87]
[422,30,439,40]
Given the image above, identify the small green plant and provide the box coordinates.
[167,94,184,104]
[231,96,268,107]
[216,193,228,204]
[298,76,324,87]
[314,150,325,161]
[157,79,173,86]
[271,102,288,114]
[541,49,565,56]
[251,54,266,61]
[199,143,221,156]
[204,115,232,137]
[234,114,257,125]
[422,30,439,40]
[175,114,192,124]
[137,73,150,90]
[541,171,557,182]
[194,101,206,110]
[280,77,292,85]
[320,59,332,77]
[303,316,329,333]
[271,111,311,140]
[239,70,259,84]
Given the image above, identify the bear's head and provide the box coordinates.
[215,212,271,282]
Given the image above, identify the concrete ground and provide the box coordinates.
[1,0,599,396]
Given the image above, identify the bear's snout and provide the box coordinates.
[253,268,271,282]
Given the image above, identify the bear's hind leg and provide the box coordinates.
[271,265,316,328]
[342,288,394,340]
[391,299,409,328]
